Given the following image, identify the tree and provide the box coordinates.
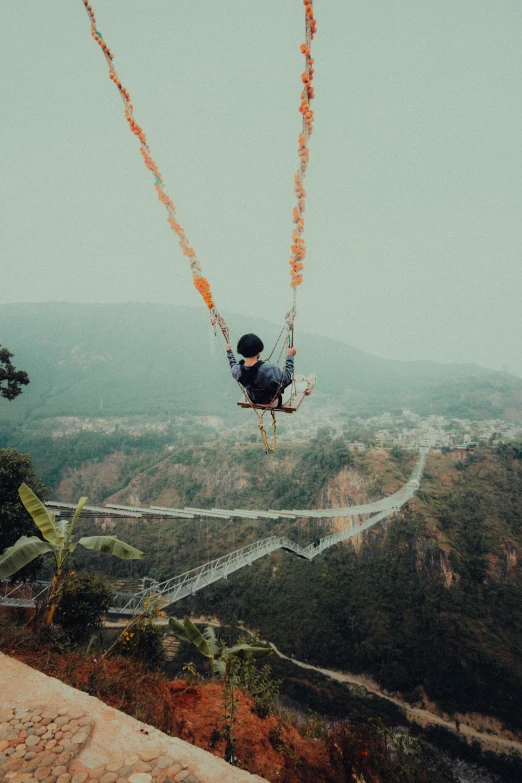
[0,449,48,581]
[0,484,145,624]
[0,346,29,400]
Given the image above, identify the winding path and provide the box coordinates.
[269,643,522,758]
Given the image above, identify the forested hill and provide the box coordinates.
[1,302,522,421]
[184,445,522,734]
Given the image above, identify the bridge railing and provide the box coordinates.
[111,506,405,614]
[111,535,309,614]
[0,580,50,608]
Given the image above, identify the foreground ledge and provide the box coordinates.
[0,653,268,783]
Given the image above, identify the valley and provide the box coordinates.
[2,304,522,782]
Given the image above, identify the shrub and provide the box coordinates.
[113,618,166,668]
[55,572,113,644]
[233,657,281,718]
[232,630,281,717]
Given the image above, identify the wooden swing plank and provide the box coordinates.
[237,390,308,414]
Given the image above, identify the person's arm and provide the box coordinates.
[226,343,242,381]
[281,347,296,389]
[263,348,295,390]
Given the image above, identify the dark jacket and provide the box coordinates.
[227,350,294,405]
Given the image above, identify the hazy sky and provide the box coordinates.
[2,1,521,376]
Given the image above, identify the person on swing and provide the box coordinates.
[226,333,310,407]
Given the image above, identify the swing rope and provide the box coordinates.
[79,0,315,316]
[79,0,317,449]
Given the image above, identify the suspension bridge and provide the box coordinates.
[0,448,428,615]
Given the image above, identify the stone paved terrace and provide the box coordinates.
[0,653,268,783]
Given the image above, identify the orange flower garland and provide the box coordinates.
[193,276,214,309]
[80,0,215,309]
[81,0,316,302]
[290,1,316,287]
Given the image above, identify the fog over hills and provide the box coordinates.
[1,303,521,422]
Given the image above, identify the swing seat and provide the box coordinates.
[237,390,308,414]
[237,373,316,414]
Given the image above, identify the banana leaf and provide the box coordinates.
[182,617,211,658]
[170,616,211,658]
[168,616,190,641]
[213,659,226,676]
[56,519,71,539]
[18,483,60,545]
[0,536,57,579]
[203,625,218,656]
[78,536,144,559]
[69,496,88,539]
[223,644,272,660]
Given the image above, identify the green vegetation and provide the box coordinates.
[2,607,518,782]
[269,428,354,508]
[0,484,144,624]
[184,447,522,731]
[55,572,113,644]
[167,620,278,765]
[220,667,240,765]
[112,619,166,668]
[5,438,522,739]
[0,429,176,493]
[235,654,282,719]
[324,718,449,783]
[0,449,48,580]
[0,344,29,400]
[168,616,272,676]
[166,621,404,724]
[2,431,522,780]
[101,593,168,667]
[37,431,368,584]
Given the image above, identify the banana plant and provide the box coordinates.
[168,616,272,676]
[0,483,144,625]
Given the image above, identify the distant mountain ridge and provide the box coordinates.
[0,302,521,422]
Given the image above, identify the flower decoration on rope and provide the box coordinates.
[81,0,215,309]
[82,0,316,302]
[193,276,214,309]
[289,1,317,287]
